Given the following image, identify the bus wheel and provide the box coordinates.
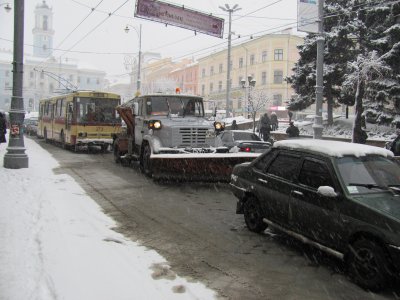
[101,144,109,153]
[60,131,67,149]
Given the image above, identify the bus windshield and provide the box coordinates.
[76,97,120,123]
[146,96,204,117]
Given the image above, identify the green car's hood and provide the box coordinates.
[353,193,400,220]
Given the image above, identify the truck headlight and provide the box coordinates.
[148,120,162,130]
[214,121,225,131]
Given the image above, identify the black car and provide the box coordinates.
[230,139,400,291]
[215,130,271,153]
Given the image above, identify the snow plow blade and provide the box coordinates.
[150,153,260,182]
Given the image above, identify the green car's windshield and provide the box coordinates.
[336,156,400,194]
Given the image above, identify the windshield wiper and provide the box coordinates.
[348,183,388,190]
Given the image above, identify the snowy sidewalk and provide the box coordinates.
[0,136,215,300]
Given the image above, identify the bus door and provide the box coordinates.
[66,102,73,130]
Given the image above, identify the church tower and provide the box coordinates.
[32,1,54,57]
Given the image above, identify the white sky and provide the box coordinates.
[0,135,216,299]
[0,0,298,78]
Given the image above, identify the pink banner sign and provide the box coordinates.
[135,0,224,38]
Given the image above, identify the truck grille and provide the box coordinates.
[176,127,208,147]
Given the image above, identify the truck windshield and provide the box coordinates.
[146,97,204,117]
[76,97,120,123]
[336,156,400,194]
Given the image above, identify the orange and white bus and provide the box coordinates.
[37,91,122,151]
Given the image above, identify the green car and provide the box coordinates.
[230,139,400,291]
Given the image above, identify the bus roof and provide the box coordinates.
[39,91,121,103]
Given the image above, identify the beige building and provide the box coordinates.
[198,32,303,117]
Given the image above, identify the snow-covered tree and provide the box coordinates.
[287,0,400,128]
[286,0,357,125]
[247,89,270,133]
[343,51,392,143]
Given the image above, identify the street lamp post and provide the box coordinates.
[124,24,142,96]
[313,0,325,139]
[219,4,241,119]
[241,75,256,119]
[4,0,29,169]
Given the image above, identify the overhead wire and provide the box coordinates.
[33,0,106,71]
[23,0,396,78]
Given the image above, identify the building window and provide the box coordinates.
[210,82,213,93]
[274,49,283,61]
[69,75,74,82]
[202,68,205,78]
[219,63,223,73]
[78,76,81,83]
[210,66,214,76]
[5,82,10,88]
[96,78,100,84]
[273,70,283,84]
[238,99,242,109]
[239,76,243,86]
[218,81,222,92]
[40,72,44,79]
[49,83,54,93]
[30,81,34,87]
[262,51,267,62]
[30,71,34,79]
[201,84,205,96]
[239,57,243,69]
[87,78,90,84]
[250,54,255,65]
[43,44,47,51]
[273,94,283,106]
[5,70,10,77]
[261,72,267,85]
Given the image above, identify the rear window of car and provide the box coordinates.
[267,153,299,181]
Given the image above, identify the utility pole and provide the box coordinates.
[4,0,29,169]
[125,24,142,96]
[219,4,241,119]
[313,0,324,139]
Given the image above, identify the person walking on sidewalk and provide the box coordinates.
[0,112,7,147]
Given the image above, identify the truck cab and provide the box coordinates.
[114,94,225,177]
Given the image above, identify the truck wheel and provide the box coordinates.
[347,238,390,291]
[243,197,267,233]
[140,144,152,177]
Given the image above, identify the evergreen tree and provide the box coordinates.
[286,0,357,125]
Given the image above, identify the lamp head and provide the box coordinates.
[4,3,11,12]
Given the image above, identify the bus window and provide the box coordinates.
[76,97,120,123]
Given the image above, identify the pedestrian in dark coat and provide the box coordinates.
[259,113,271,142]
[270,112,279,131]
[286,121,300,138]
[0,112,7,145]
[231,120,239,130]
[390,123,400,156]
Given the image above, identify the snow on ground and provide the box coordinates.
[0,134,216,300]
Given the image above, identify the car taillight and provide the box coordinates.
[240,147,251,152]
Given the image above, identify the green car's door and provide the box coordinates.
[289,157,345,248]
[253,151,301,226]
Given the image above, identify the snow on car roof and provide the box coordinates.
[273,139,394,158]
